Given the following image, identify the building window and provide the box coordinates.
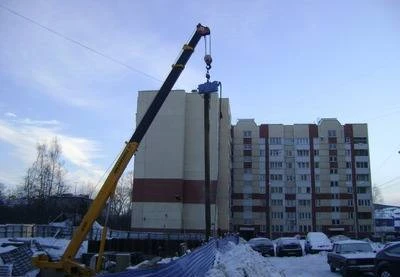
[286,200,296,207]
[356,174,369,181]
[297,150,310,156]
[348,200,353,206]
[270,149,280,156]
[358,199,371,206]
[295,137,309,145]
[270,137,282,145]
[357,187,368,194]
[347,187,353,193]
[330,168,338,174]
[287,175,295,181]
[271,187,283,193]
[353,137,367,144]
[314,150,319,156]
[244,144,252,150]
[300,174,309,181]
[243,131,252,137]
[332,219,340,225]
[244,156,252,163]
[329,156,337,162]
[271,199,283,206]
[270,174,283,181]
[354,149,369,156]
[260,149,265,156]
[298,199,311,206]
[270,162,283,168]
[346,174,352,181]
[297,162,310,169]
[331,206,340,212]
[286,162,293,169]
[346,162,352,169]
[286,150,293,156]
[328,130,337,137]
[356,162,368,168]
[284,138,294,145]
[345,150,351,156]
[244,162,252,168]
[314,162,319,168]
[330,181,339,187]
[329,143,337,150]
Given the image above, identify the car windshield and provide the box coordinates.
[340,243,372,253]
[331,235,350,242]
[280,238,298,245]
[248,238,271,245]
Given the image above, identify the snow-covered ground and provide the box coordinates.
[0,235,383,277]
[206,241,375,277]
[0,237,87,277]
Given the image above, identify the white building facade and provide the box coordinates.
[131,90,231,234]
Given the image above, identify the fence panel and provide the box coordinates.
[99,235,239,277]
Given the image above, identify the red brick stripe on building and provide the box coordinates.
[259,124,270,235]
[344,124,359,237]
[132,179,217,204]
[309,124,318,231]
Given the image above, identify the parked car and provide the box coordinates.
[327,240,375,277]
[330,235,350,243]
[375,241,400,277]
[275,237,302,257]
[247,237,275,256]
[305,232,332,254]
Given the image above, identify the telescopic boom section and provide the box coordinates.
[33,24,210,276]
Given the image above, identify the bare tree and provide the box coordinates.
[372,185,384,204]
[21,137,68,200]
[78,181,98,199]
[0,182,5,204]
[110,170,133,216]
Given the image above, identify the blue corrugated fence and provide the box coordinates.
[100,235,238,277]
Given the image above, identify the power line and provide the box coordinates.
[375,176,400,189]
[379,181,399,190]
[0,3,162,83]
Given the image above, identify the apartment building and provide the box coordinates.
[232,118,374,239]
[131,90,231,234]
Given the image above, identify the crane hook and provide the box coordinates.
[204,54,212,70]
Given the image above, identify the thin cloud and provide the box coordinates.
[4,112,16,118]
[0,117,103,186]
[0,2,208,110]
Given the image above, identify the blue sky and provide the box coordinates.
[0,1,399,204]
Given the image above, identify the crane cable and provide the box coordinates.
[204,34,212,81]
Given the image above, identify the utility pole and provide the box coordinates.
[198,44,220,241]
[204,92,211,241]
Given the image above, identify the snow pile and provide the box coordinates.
[206,242,281,277]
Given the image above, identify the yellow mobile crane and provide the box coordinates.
[33,23,211,276]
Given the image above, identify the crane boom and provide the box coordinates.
[33,23,211,276]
